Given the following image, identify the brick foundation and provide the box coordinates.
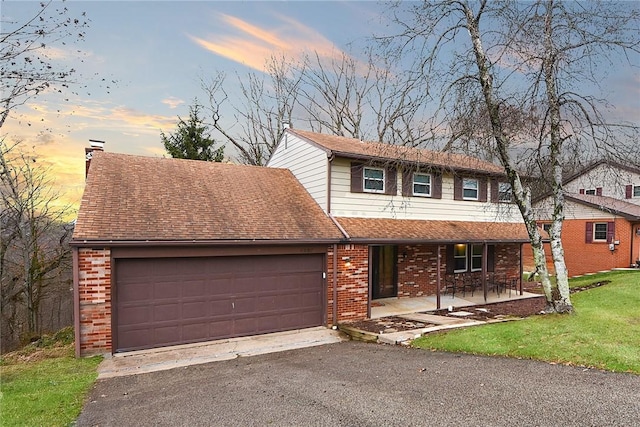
[77,248,112,356]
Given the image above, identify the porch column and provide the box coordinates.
[482,243,488,302]
[436,244,442,310]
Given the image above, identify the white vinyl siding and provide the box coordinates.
[564,163,640,205]
[329,157,521,221]
[267,133,328,210]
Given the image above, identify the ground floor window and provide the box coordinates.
[453,244,467,272]
[448,243,496,273]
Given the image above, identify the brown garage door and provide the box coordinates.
[115,254,324,352]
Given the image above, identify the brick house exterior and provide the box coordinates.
[523,161,640,276]
[270,130,529,326]
[73,129,529,356]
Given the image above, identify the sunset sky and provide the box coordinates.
[2,1,638,215]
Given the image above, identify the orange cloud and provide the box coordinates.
[189,12,345,72]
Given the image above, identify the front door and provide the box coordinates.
[371,245,397,299]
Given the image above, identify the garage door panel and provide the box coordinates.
[118,305,151,326]
[115,254,324,352]
[154,304,180,321]
[182,301,209,319]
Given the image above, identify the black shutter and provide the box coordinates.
[596,187,603,196]
[453,176,462,200]
[626,185,633,199]
[607,221,615,243]
[385,167,397,195]
[585,222,593,243]
[401,169,412,196]
[490,179,498,203]
[479,177,488,202]
[446,245,454,274]
[432,173,442,199]
[350,162,363,193]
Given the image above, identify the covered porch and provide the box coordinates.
[370,288,541,319]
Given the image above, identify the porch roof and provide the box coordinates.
[334,217,530,243]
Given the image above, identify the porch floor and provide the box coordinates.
[370,290,542,319]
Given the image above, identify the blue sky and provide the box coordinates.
[1,1,638,210]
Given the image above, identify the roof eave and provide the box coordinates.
[70,238,345,248]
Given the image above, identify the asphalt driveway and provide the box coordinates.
[77,341,640,427]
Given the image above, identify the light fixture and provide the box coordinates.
[342,256,351,267]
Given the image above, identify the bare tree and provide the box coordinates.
[385,0,639,313]
[202,55,303,166]
[0,0,90,130]
[1,140,73,349]
[202,48,439,165]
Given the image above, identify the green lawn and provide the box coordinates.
[414,270,640,374]
[0,331,102,427]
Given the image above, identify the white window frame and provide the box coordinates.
[498,182,512,202]
[471,244,483,272]
[634,185,640,197]
[593,223,608,242]
[412,173,432,197]
[363,167,385,193]
[462,178,479,200]
[453,244,468,273]
[585,189,596,195]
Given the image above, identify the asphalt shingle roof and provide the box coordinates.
[566,193,640,220]
[72,152,344,242]
[335,217,530,243]
[288,129,506,176]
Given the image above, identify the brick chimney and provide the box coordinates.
[85,140,105,177]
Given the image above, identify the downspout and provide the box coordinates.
[482,243,488,303]
[327,151,339,326]
[326,151,334,213]
[332,244,338,326]
[436,245,442,310]
[72,247,81,357]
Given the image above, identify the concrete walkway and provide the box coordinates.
[96,327,344,379]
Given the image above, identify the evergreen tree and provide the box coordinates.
[161,102,224,161]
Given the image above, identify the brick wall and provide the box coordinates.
[397,244,442,297]
[327,244,369,322]
[327,243,523,324]
[78,248,112,356]
[523,218,635,276]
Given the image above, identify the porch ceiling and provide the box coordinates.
[334,217,530,243]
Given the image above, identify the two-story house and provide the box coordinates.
[524,160,640,276]
[267,129,529,323]
[72,130,530,357]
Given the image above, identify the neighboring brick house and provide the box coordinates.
[523,161,640,276]
[73,130,529,357]
[267,129,529,324]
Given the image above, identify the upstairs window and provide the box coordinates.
[363,167,385,193]
[585,189,596,195]
[498,182,512,202]
[413,173,432,196]
[635,185,640,197]
[462,178,479,200]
